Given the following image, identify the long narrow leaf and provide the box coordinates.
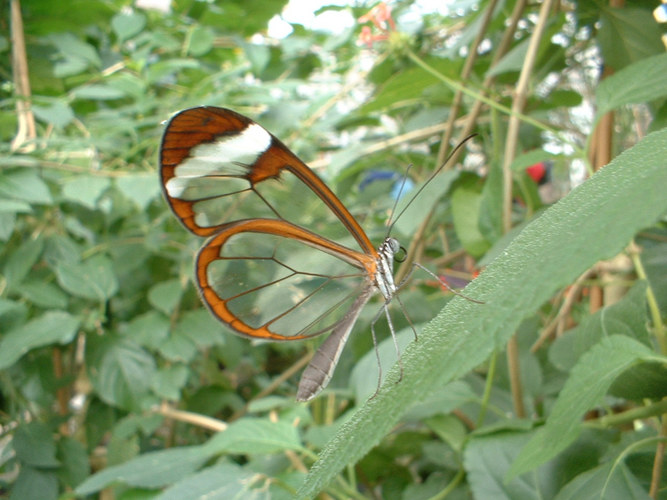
[297,128,667,498]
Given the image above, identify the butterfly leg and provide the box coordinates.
[369,305,384,399]
[399,262,484,304]
[393,293,418,342]
[384,302,404,383]
[369,300,405,399]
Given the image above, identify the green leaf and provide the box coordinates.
[596,53,667,122]
[555,461,650,500]
[146,59,201,84]
[90,336,156,410]
[487,37,529,77]
[55,254,118,300]
[598,8,664,71]
[104,435,139,472]
[115,173,161,210]
[188,26,215,57]
[20,282,69,309]
[424,414,467,453]
[44,233,81,267]
[10,466,59,500]
[464,432,559,499]
[609,361,667,401]
[242,42,271,74]
[112,413,164,441]
[296,128,667,498]
[72,84,126,100]
[451,175,490,257]
[74,445,211,495]
[328,143,367,174]
[0,198,32,213]
[124,311,170,350]
[0,169,52,204]
[158,332,198,363]
[204,418,304,455]
[402,381,477,421]
[0,311,80,370]
[174,310,226,348]
[0,212,15,241]
[47,32,101,65]
[4,236,44,290]
[350,329,412,401]
[31,100,75,128]
[13,421,60,468]
[105,72,147,100]
[549,282,650,371]
[156,463,265,500]
[198,0,286,38]
[393,170,459,237]
[56,437,90,488]
[640,239,667,316]
[111,11,146,42]
[61,176,111,209]
[479,158,504,243]
[47,32,101,77]
[148,279,183,315]
[360,56,462,113]
[0,298,24,319]
[509,336,657,478]
[151,364,189,400]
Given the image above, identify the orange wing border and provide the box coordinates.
[196,218,378,340]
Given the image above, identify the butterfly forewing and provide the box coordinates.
[160,107,373,255]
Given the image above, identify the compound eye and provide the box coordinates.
[387,237,401,253]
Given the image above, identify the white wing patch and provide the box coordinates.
[166,124,271,198]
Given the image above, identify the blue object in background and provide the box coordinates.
[359,170,415,200]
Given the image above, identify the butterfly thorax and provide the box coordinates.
[375,237,400,300]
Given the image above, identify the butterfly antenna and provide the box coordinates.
[384,166,414,238]
[386,134,477,235]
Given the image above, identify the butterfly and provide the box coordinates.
[160,106,474,401]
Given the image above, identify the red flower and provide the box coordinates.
[358,2,396,47]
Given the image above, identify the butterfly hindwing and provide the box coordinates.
[197,218,376,339]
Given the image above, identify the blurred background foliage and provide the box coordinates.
[1,0,666,498]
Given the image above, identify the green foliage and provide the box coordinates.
[0,0,666,499]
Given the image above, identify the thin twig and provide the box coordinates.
[502,0,557,419]
[531,268,596,352]
[446,0,529,167]
[10,0,36,152]
[155,402,228,432]
[435,0,500,166]
[649,416,666,499]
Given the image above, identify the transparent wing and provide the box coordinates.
[160,106,375,256]
[196,218,378,340]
